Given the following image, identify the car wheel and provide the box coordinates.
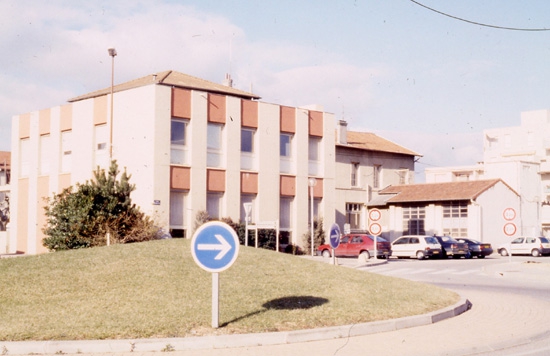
[478,255,485,259]
[360,250,370,260]
[416,251,425,260]
[532,249,541,257]
[322,250,331,258]
[499,249,508,257]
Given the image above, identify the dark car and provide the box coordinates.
[456,238,493,258]
[317,234,392,259]
[433,235,469,259]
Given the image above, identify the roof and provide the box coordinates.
[337,131,421,157]
[0,151,10,169]
[377,179,517,204]
[68,70,261,102]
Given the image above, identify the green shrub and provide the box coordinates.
[42,161,159,251]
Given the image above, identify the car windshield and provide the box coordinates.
[366,235,388,242]
[424,237,438,244]
[540,237,550,243]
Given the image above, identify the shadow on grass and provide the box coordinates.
[221,296,329,327]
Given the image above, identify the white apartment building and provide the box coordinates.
[10,70,336,254]
[426,109,550,238]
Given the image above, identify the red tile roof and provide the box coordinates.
[378,179,517,203]
[68,70,260,102]
[337,131,421,157]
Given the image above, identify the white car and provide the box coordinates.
[391,235,442,260]
[498,236,550,257]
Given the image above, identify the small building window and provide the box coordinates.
[61,131,72,173]
[373,165,382,189]
[351,162,359,187]
[171,119,188,165]
[207,123,223,168]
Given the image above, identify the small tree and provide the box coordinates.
[302,217,325,255]
[42,161,159,251]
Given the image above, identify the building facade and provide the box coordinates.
[333,120,419,234]
[426,109,550,238]
[10,71,336,254]
[373,179,520,247]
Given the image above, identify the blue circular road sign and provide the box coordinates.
[329,223,341,249]
[191,221,240,273]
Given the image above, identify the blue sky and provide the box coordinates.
[2,1,549,180]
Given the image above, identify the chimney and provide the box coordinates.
[337,120,348,144]
[223,73,233,87]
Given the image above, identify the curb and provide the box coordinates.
[0,298,471,355]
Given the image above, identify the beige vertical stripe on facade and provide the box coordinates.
[170,166,191,190]
[93,96,108,125]
[241,100,258,128]
[280,106,296,133]
[280,175,296,196]
[172,88,192,119]
[60,104,72,131]
[207,169,225,192]
[308,110,323,137]
[19,113,31,138]
[241,172,258,194]
[208,94,226,124]
[39,109,51,135]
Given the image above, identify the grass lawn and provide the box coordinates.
[0,239,459,341]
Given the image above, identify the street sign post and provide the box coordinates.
[328,223,341,265]
[191,221,240,328]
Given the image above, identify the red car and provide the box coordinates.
[317,234,392,259]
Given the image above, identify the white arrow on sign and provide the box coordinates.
[198,234,231,260]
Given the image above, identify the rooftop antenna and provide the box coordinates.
[223,34,234,87]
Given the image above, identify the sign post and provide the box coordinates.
[369,209,382,260]
[503,207,517,264]
[328,223,341,265]
[191,221,240,328]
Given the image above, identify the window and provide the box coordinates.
[61,131,72,173]
[207,123,223,167]
[170,190,186,228]
[346,203,362,231]
[240,195,255,223]
[280,133,293,173]
[207,192,223,219]
[351,163,359,187]
[308,137,320,176]
[241,129,254,153]
[39,134,51,175]
[403,206,425,235]
[280,134,292,157]
[94,124,108,169]
[442,202,468,237]
[280,197,293,229]
[241,128,256,170]
[373,165,381,189]
[397,169,408,185]
[171,119,188,165]
[20,138,30,177]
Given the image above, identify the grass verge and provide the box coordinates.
[0,239,459,340]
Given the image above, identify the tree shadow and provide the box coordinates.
[262,295,329,310]
[220,295,329,327]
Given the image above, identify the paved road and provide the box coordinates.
[4,256,550,355]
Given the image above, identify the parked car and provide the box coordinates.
[455,238,493,258]
[498,236,550,257]
[433,235,469,259]
[391,235,442,260]
[317,234,392,259]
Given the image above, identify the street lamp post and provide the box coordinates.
[106,47,117,246]
[107,47,117,160]
[308,177,317,256]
